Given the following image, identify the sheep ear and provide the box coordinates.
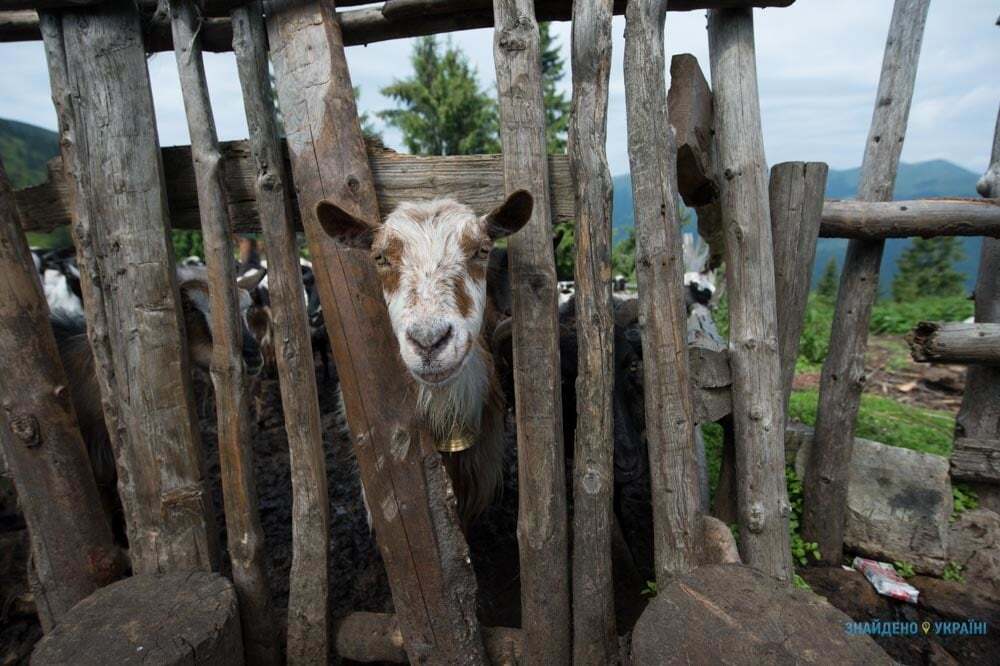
[315,200,376,250]
[484,190,533,240]
[237,268,266,291]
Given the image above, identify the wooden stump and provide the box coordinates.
[631,565,892,665]
[32,573,243,665]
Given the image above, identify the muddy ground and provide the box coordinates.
[2,346,997,663]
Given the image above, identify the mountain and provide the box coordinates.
[612,161,983,294]
[0,118,59,189]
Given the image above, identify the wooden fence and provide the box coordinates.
[0,0,998,663]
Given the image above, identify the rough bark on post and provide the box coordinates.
[168,2,278,662]
[907,322,1000,364]
[568,0,616,662]
[954,103,1000,512]
[0,158,123,631]
[708,7,792,582]
[492,2,570,663]
[803,0,930,565]
[265,1,487,663]
[623,0,701,581]
[40,0,217,574]
[769,162,828,411]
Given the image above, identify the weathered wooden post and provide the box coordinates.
[568,0,616,662]
[0,158,123,630]
[770,162,829,410]
[802,0,931,565]
[624,0,702,580]
[39,0,218,574]
[492,1,570,662]
[265,0,487,662]
[167,1,279,662]
[708,6,792,582]
[953,102,1000,512]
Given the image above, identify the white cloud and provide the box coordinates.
[1,0,996,178]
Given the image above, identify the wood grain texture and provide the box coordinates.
[770,162,828,412]
[907,322,1000,365]
[266,1,486,662]
[43,0,216,575]
[169,2,278,662]
[820,198,1000,239]
[803,0,930,566]
[568,0,616,662]
[492,1,569,663]
[625,0,701,581]
[31,572,244,665]
[955,103,1000,510]
[1,2,797,50]
[708,7,792,582]
[950,438,1000,485]
[0,158,122,631]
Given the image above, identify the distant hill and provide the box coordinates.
[612,160,983,294]
[0,118,59,189]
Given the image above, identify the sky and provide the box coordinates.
[0,1,997,178]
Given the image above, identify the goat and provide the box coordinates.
[315,191,533,525]
[51,266,265,536]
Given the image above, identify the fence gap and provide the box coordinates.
[264,0,486,662]
[492,1,571,662]
[166,1,280,662]
[803,0,931,565]
[708,6,792,582]
[39,0,217,574]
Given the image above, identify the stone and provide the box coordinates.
[631,564,892,665]
[946,508,1000,601]
[793,425,952,574]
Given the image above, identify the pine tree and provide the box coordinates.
[816,257,839,300]
[379,36,499,156]
[892,237,967,302]
[539,22,571,154]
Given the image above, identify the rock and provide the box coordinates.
[31,572,243,665]
[630,564,891,665]
[697,515,740,565]
[946,508,1000,601]
[792,425,952,574]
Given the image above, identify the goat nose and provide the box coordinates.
[407,322,453,355]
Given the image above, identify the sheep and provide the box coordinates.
[314,191,533,525]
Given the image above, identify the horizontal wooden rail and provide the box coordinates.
[15,143,1000,242]
[820,198,1000,239]
[950,437,1000,484]
[0,1,794,50]
[907,322,1000,365]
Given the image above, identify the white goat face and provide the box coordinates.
[316,191,533,387]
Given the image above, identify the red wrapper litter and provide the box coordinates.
[852,557,919,604]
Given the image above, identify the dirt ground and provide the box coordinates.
[793,334,966,412]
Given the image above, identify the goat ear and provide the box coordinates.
[315,200,376,250]
[484,190,533,240]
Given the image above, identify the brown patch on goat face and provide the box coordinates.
[449,274,473,318]
[460,224,490,283]
[373,233,404,295]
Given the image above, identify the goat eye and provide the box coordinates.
[374,253,390,268]
[476,244,491,260]
[629,360,641,374]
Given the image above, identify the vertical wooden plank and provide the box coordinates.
[954,103,1000,512]
[623,0,701,579]
[168,2,279,662]
[708,7,792,582]
[569,0,616,662]
[42,0,217,574]
[492,1,570,662]
[803,0,930,564]
[0,157,123,631]
[264,1,487,663]
[769,161,828,411]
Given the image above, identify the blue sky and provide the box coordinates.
[1,1,997,177]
